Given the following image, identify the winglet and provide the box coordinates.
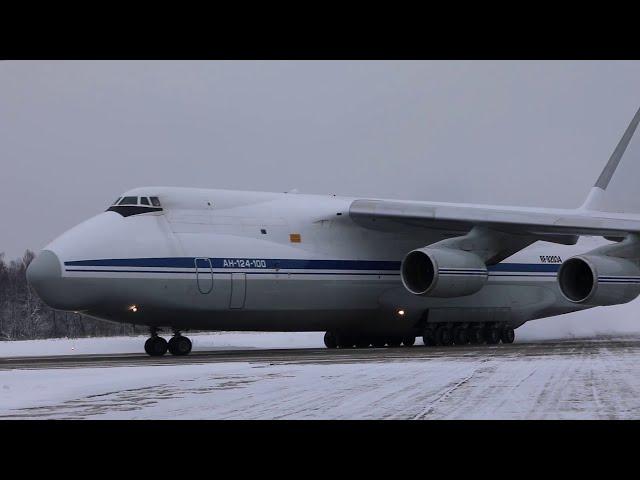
[582,105,640,211]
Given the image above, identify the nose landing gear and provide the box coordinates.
[144,328,192,356]
[144,334,168,356]
[168,333,193,356]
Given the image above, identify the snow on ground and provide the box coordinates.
[3,316,640,419]
[2,340,640,419]
[0,332,326,358]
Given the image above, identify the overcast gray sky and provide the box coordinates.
[2,60,640,260]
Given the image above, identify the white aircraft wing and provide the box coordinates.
[351,104,640,244]
[349,199,640,240]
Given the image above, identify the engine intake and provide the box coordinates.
[557,254,640,305]
[401,247,488,297]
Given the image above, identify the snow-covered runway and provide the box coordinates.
[2,334,640,419]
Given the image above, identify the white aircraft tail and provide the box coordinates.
[581,105,640,213]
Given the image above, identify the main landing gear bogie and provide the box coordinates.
[421,323,516,347]
[452,326,469,346]
[501,327,515,344]
[144,329,193,356]
[323,331,417,349]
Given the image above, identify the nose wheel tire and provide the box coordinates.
[144,336,168,356]
[168,336,192,356]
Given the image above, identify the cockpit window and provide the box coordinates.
[106,194,163,217]
[119,196,138,205]
[113,197,122,206]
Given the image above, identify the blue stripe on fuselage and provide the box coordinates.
[65,258,401,271]
[64,257,562,273]
[489,263,559,273]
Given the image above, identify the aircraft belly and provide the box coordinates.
[381,276,582,326]
[73,269,585,332]
[251,274,397,310]
[76,273,399,328]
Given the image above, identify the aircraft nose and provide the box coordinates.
[26,250,75,310]
[27,250,62,289]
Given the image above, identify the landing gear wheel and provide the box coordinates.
[422,329,436,346]
[468,328,484,345]
[144,338,154,356]
[402,336,416,347]
[453,327,469,346]
[324,331,338,349]
[485,327,501,345]
[144,336,168,356]
[387,337,402,348]
[501,327,515,344]
[338,335,355,349]
[168,336,192,356]
[435,326,453,346]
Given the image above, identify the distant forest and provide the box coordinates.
[0,251,148,340]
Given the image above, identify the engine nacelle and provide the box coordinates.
[400,247,488,297]
[557,254,640,306]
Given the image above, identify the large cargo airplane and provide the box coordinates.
[27,106,640,356]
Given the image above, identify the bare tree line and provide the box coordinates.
[0,250,148,340]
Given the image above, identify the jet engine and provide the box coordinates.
[400,247,488,297]
[557,254,640,306]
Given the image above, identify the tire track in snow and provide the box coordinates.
[412,358,493,420]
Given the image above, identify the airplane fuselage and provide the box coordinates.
[27,187,600,337]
